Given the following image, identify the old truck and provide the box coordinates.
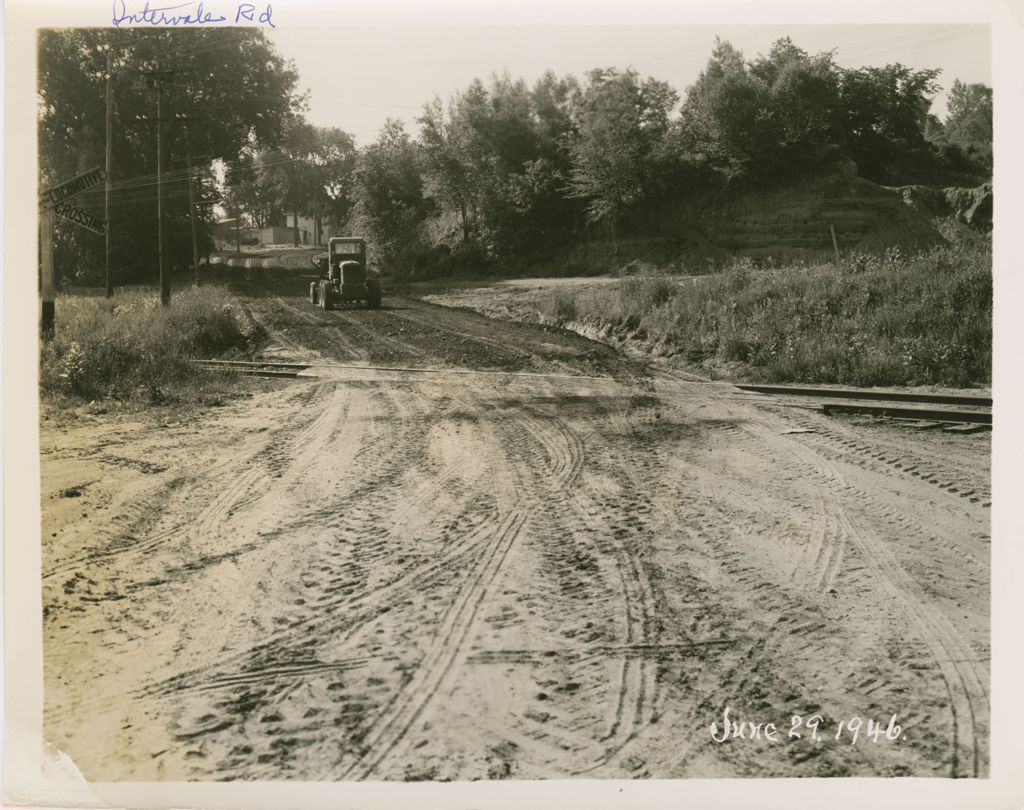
[309,236,382,310]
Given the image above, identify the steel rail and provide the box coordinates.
[736,383,991,407]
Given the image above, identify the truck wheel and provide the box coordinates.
[366,280,382,309]
[309,282,318,305]
[320,281,334,311]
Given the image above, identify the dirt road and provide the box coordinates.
[41,275,990,780]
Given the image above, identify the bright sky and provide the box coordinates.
[267,24,991,144]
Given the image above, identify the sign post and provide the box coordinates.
[39,165,109,337]
[41,208,55,338]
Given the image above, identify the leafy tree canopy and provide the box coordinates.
[38,28,304,284]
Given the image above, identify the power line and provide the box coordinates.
[832,26,982,66]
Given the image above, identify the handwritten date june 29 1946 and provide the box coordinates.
[710,706,906,745]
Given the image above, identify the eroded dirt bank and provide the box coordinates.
[41,276,990,780]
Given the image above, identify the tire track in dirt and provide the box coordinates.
[495,391,736,774]
[497,395,661,774]
[596,398,689,722]
[137,384,533,777]
[776,408,991,506]
[42,382,335,582]
[627,397,971,777]
[386,306,535,363]
[692,419,849,598]
[158,386,421,672]
[342,507,530,779]
[595,395,889,776]
[489,406,624,755]
[50,385,415,732]
[327,308,431,360]
[243,301,311,356]
[323,382,527,779]
[43,383,347,729]
[745,419,989,778]
[338,381,622,779]
[271,296,369,362]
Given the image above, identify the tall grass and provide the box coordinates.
[537,242,991,387]
[41,286,258,402]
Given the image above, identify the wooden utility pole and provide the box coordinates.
[187,150,200,285]
[235,208,241,254]
[143,67,174,305]
[105,48,114,298]
[41,209,55,338]
[156,82,169,305]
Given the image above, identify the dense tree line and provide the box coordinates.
[39,32,992,286]
[346,37,991,277]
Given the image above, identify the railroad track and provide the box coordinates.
[735,383,991,407]
[192,356,613,382]
[736,383,992,429]
[191,359,311,378]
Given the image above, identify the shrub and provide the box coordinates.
[546,291,578,322]
[41,286,255,402]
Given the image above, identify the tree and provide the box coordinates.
[748,37,809,85]
[38,28,303,286]
[312,126,358,241]
[418,71,581,259]
[350,119,431,273]
[257,118,321,245]
[677,39,767,179]
[223,149,282,229]
[223,122,356,244]
[943,80,992,168]
[678,37,843,181]
[764,51,842,161]
[837,63,941,182]
[565,68,678,226]
[418,92,478,243]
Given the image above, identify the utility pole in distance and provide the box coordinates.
[157,79,169,305]
[105,47,114,298]
[143,67,174,306]
[187,150,200,286]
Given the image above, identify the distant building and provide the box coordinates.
[215,214,337,248]
[214,217,242,244]
[257,214,335,246]
[213,217,260,247]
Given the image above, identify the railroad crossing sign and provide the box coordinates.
[39,166,110,338]
[40,166,105,207]
[51,201,107,235]
[40,166,108,235]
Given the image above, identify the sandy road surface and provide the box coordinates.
[41,275,990,780]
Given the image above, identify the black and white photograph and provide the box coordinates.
[4,0,1022,806]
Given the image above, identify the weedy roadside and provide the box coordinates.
[40,286,266,409]
[531,242,991,388]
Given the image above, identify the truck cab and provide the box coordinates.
[309,236,381,310]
